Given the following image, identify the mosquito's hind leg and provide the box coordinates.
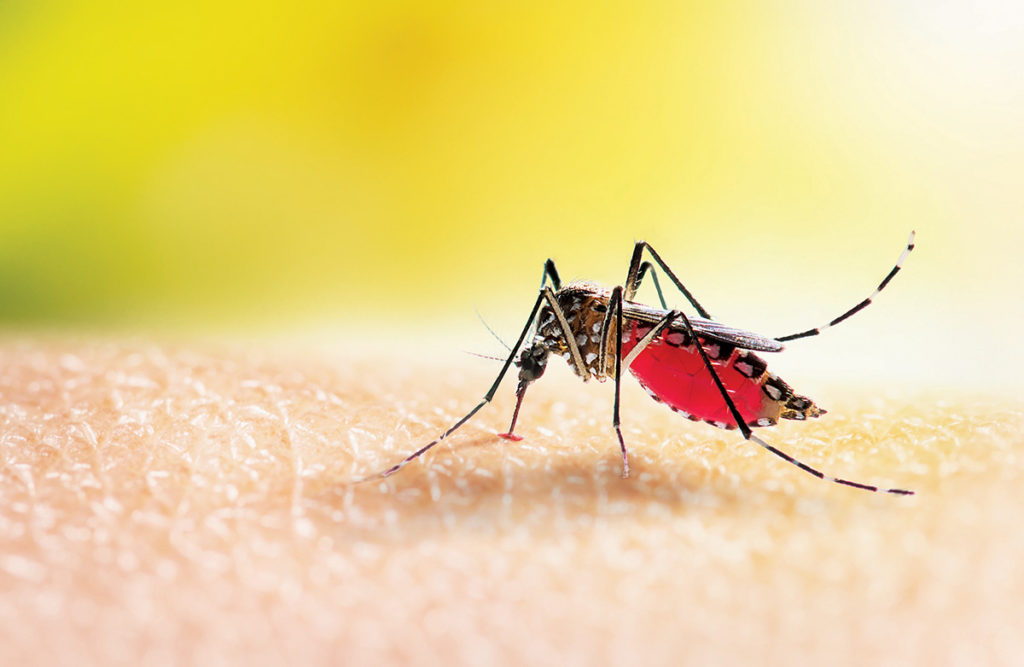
[774,231,915,342]
[670,310,914,495]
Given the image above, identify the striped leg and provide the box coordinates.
[775,231,916,342]
[673,310,914,495]
[540,287,589,378]
[357,290,548,481]
[496,260,578,439]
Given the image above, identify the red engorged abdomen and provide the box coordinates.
[621,322,773,428]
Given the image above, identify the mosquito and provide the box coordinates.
[366,231,917,495]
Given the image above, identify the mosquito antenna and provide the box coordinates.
[775,230,915,342]
[462,350,506,362]
[474,306,513,352]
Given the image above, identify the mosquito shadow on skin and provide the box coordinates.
[308,442,753,541]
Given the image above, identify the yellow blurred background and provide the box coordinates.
[1,1,1022,385]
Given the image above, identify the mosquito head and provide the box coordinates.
[514,343,549,389]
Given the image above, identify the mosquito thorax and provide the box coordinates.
[531,282,616,381]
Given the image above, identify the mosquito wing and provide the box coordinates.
[620,301,783,352]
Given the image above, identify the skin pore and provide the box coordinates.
[0,336,1020,665]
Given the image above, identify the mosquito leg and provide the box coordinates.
[540,258,562,290]
[775,230,915,342]
[605,286,632,477]
[473,256,563,373]
[598,288,686,476]
[605,288,682,477]
[597,286,619,378]
[496,256,583,438]
[493,260,571,441]
[357,290,548,481]
[634,262,668,309]
[598,290,679,377]
[541,286,589,379]
[624,241,713,318]
[620,311,682,371]
[673,310,915,495]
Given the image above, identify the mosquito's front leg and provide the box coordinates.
[498,283,588,441]
[358,289,549,481]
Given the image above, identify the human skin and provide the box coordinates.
[0,337,1021,665]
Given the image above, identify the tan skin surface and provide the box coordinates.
[0,337,1021,665]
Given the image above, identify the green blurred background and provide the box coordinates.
[1,1,1022,385]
